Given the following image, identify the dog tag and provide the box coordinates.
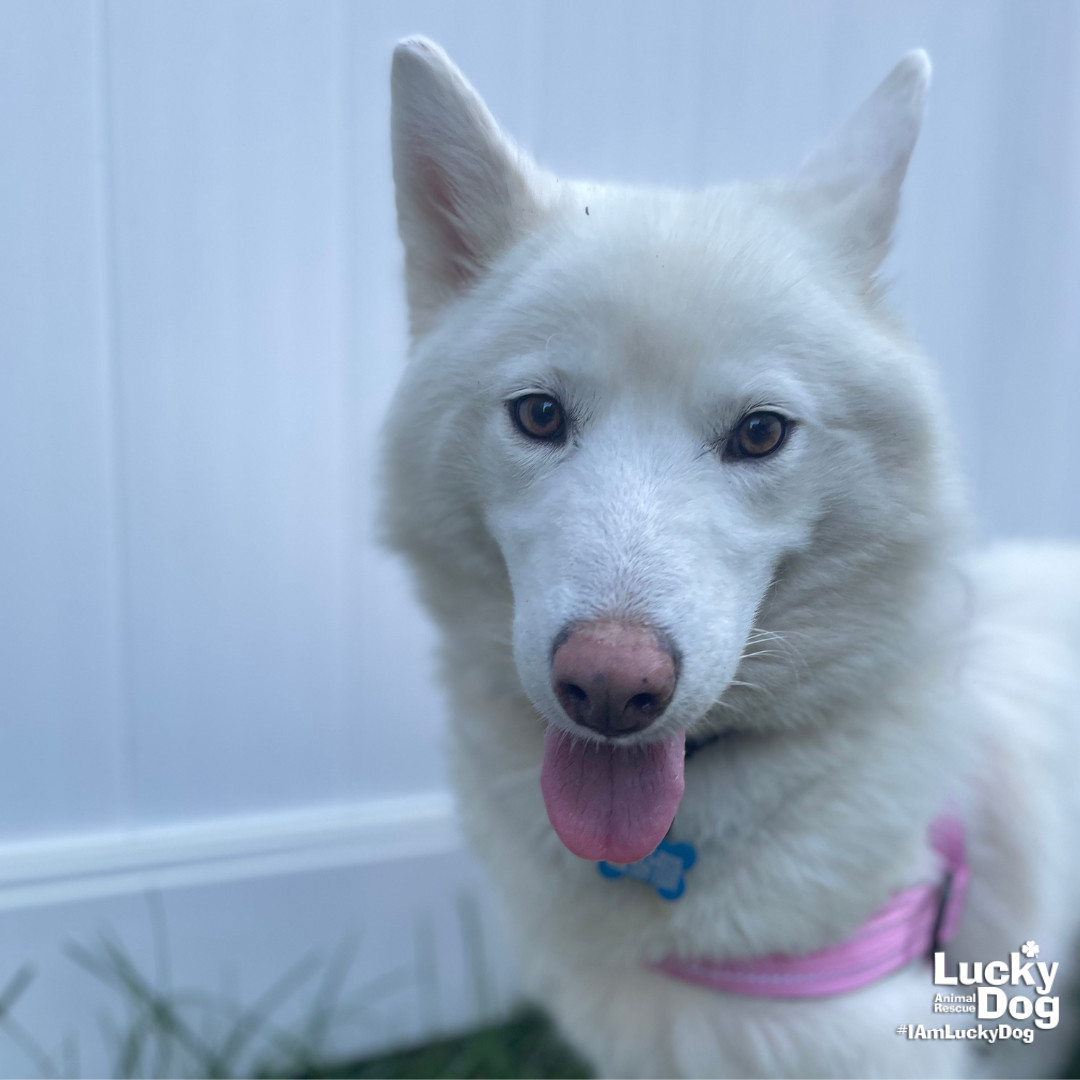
[598,836,697,901]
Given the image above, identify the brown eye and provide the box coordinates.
[511,394,565,442]
[730,411,788,459]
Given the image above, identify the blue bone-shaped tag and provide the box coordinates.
[598,836,697,901]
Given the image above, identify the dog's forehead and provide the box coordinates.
[498,186,838,392]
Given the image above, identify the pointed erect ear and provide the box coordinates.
[391,38,549,339]
[793,50,930,277]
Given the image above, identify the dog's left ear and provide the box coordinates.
[792,50,930,278]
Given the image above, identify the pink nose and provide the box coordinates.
[551,620,678,737]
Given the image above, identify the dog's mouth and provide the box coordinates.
[540,727,686,863]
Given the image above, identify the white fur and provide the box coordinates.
[381,39,1080,1078]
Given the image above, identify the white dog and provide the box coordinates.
[380,38,1080,1078]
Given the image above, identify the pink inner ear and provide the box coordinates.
[415,153,481,287]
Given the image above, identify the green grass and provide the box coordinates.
[303,1008,591,1080]
[5,923,1078,1079]
[1,928,590,1080]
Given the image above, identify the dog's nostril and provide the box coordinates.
[561,683,588,707]
[628,692,658,713]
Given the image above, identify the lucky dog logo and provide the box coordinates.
[899,942,1060,1045]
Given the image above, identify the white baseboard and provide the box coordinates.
[0,794,521,1078]
[0,792,461,912]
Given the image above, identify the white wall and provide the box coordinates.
[1,1,1078,1074]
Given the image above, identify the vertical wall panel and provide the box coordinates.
[963,1,1080,538]
[0,0,127,839]
[103,0,353,821]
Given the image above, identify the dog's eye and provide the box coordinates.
[729,411,788,459]
[510,394,566,442]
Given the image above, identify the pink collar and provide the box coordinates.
[656,812,969,998]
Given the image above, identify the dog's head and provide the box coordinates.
[382,40,964,862]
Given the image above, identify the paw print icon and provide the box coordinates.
[1021,940,1040,958]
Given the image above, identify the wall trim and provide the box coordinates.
[0,791,461,912]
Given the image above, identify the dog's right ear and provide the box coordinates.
[391,38,548,340]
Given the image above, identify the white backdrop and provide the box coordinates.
[1,1,1078,1074]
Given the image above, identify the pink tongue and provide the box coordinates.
[541,728,686,863]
